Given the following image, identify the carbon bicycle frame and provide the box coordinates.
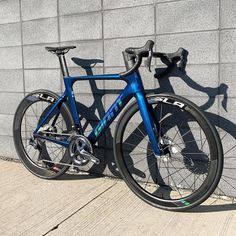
[33,71,161,156]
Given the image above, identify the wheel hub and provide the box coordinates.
[159,136,179,159]
[38,124,57,136]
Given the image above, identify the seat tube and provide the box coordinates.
[58,54,69,76]
[135,91,160,156]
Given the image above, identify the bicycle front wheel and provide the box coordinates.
[114,94,223,211]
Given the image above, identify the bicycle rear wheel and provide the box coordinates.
[114,94,223,211]
[13,90,73,179]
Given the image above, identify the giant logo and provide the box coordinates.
[95,98,122,137]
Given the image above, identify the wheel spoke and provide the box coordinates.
[125,129,150,143]
[224,144,236,156]
[123,141,153,152]
[30,105,39,121]
[118,96,221,207]
[162,160,183,198]
[168,161,192,190]
[125,152,154,169]
[175,139,207,145]
[134,160,158,182]
[17,99,73,178]
[174,129,192,143]
[221,177,236,192]
[129,121,150,143]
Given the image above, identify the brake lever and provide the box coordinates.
[144,48,153,72]
[176,48,186,72]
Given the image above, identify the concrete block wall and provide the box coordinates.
[0,0,235,196]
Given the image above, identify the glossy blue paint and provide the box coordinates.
[88,71,145,142]
[135,92,160,156]
[63,74,121,83]
[34,133,69,147]
[88,86,131,142]
[75,74,121,80]
[64,74,122,133]
[33,71,161,156]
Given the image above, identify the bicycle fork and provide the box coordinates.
[135,92,161,156]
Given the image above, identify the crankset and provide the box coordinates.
[30,127,100,167]
[68,135,100,165]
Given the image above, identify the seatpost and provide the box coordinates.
[58,54,69,77]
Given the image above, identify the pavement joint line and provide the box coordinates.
[1,157,236,203]
[0,156,21,163]
[210,198,218,205]
[219,211,234,236]
[42,181,118,236]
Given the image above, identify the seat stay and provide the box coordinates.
[33,93,66,134]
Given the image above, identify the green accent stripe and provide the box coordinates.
[180,199,191,206]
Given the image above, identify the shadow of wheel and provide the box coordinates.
[204,112,236,197]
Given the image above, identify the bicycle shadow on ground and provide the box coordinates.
[71,52,236,198]
[154,52,236,197]
[187,202,236,213]
[71,57,121,177]
[56,172,104,181]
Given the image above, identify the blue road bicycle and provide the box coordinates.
[13,40,223,211]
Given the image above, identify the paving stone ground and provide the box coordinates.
[0,159,236,236]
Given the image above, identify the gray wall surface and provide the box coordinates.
[0,0,235,197]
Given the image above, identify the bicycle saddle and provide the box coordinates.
[45,46,76,55]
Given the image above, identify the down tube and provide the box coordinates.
[135,92,161,156]
[88,91,132,143]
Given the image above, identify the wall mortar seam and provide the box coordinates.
[19,0,25,96]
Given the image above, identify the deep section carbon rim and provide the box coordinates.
[13,91,73,179]
[114,95,222,210]
[22,101,68,172]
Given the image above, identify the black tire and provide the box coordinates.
[114,94,223,211]
[13,90,74,179]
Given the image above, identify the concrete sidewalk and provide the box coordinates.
[0,159,236,236]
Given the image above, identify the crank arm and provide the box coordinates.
[80,149,100,165]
